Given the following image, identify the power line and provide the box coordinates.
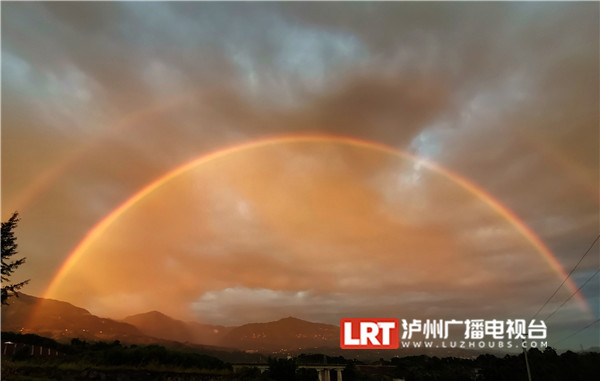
[544,269,600,321]
[552,318,600,347]
[532,234,600,320]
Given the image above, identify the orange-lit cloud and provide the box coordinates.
[42,142,589,326]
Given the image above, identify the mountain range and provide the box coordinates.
[1,294,519,359]
[1,294,339,352]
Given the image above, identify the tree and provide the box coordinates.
[267,358,298,381]
[2,212,29,304]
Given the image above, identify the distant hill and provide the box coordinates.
[2,294,339,352]
[1,294,512,359]
[1,295,340,353]
[123,310,232,346]
[220,316,339,352]
[122,313,340,352]
[1,294,144,342]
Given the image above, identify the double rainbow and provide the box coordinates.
[40,134,590,314]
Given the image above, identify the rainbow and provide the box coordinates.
[515,129,599,204]
[5,93,197,215]
[40,134,591,313]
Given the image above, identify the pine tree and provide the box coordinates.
[2,212,30,305]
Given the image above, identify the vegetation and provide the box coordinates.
[1,332,598,380]
[1,332,231,380]
[2,332,229,369]
[387,349,599,381]
[1,212,29,305]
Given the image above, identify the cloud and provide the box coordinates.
[2,1,598,348]
[41,143,584,329]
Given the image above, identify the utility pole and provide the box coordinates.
[522,339,532,381]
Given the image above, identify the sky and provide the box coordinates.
[1,2,598,350]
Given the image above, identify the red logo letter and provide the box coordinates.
[340,318,399,349]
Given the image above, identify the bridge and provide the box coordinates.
[232,363,345,381]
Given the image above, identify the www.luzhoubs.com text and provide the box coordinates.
[400,340,548,349]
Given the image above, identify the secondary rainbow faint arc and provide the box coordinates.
[6,94,196,214]
[41,134,590,312]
